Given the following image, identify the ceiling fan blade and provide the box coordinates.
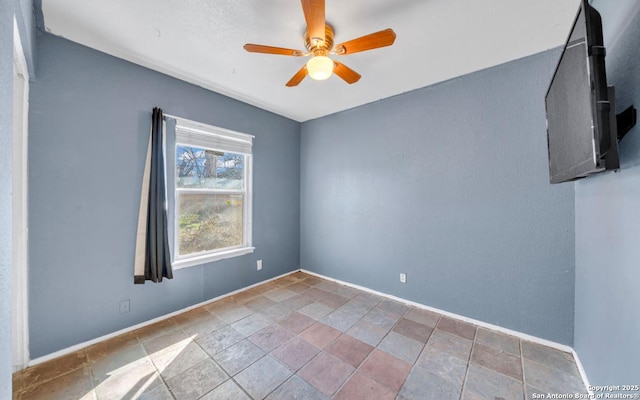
[301,0,325,44]
[243,44,304,56]
[286,65,308,87]
[333,61,361,84]
[335,29,397,55]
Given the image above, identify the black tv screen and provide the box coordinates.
[545,0,618,184]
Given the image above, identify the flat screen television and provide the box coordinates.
[545,0,619,184]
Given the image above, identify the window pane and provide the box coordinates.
[177,193,243,256]
[176,145,244,190]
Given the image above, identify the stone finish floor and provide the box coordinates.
[12,272,587,399]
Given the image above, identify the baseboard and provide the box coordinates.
[300,269,577,353]
[572,349,593,395]
[26,269,298,368]
[26,267,593,393]
[301,269,595,390]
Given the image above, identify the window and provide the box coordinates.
[173,118,254,268]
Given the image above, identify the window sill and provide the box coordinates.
[173,246,255,270]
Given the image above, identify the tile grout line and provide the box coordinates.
[520,337,526,400]
[329,300,410,398]
[471,330,530,386]
[193,291,283,399]
[86,349,100,400]
[458,324,479,400]
[289,293,406,397]
[211,347,268,399]
[201,274,335,400]
[261,276,357,399]
[173,310,256,400]
[465,329,532,395]
[338,302,435,398]
[138,329,179,400]
[312,295,383,398]
[199,275,309,400]
[20,272,582,399]
[396,304,429,394]
[399,313,442,398]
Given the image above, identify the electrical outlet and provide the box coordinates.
[119,299,130,314]
[400,273,407,283]
[257,259,262,271]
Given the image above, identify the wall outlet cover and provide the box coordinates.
[119,299,130,314]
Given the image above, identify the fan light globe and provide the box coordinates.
[306,56,334,80]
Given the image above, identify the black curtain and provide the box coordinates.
[135,107,173,283]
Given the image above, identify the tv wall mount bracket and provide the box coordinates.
[616,104,637,142]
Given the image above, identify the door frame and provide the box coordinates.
[12,17,30,372]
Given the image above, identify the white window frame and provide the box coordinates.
[172,117,254,269]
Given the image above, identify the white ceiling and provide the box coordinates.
[41,0,581,122]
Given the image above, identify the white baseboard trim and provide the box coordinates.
[27,269,298,368]
[572,349,593,395]
[300,269,576,353]
[26,267,593,393]
[301,269,595,390]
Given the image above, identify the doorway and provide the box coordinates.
[12,19,30,372]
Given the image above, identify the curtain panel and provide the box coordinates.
[134,107,173,283]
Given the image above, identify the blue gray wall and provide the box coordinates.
[301,50,576,345]
[574,0,640,384]
[28,32,300,358]
[1,1,15,396]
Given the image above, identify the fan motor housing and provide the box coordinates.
[305,24,335,55]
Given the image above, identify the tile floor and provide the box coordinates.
[12,272,587,399]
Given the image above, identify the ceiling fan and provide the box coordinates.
[243,0,397,87]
